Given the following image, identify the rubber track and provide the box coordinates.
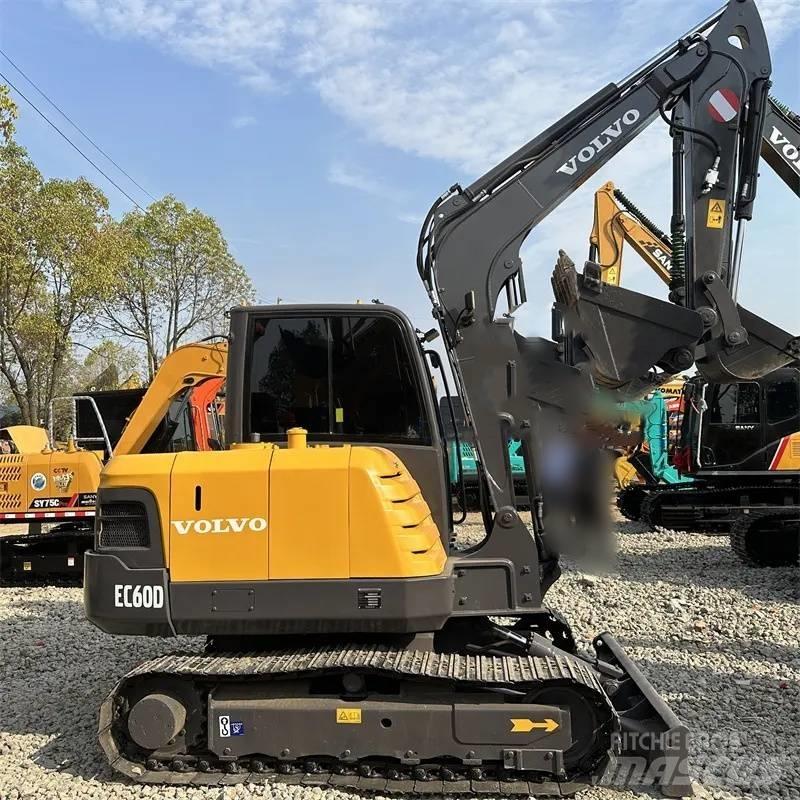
[616,486,647,521]
[640,482,792,533]
[100,645,616,793]
[730,508,800,567]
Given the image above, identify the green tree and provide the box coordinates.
[100,195,254,378]
[0,136,121,424]
[0,84,18,142]
[74,339,143,391]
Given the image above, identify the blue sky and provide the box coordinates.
[1,0,798,339]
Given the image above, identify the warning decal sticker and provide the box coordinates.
[707,199,726,229]
[336,708,362,724]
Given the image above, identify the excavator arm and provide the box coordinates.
[681,92,800,381]
[113,342,227,456]
[584,95,800,295]
[420,0,783,520]
[617,393,690,485]
[590,181,674,286]
[568,94,800,386]
[592,95,800,289]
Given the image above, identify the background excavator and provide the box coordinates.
[83,2,791,796]
[672,369,799,566]
[0,344,226,582]
[612,389,692,491]
[0,393,138,582]
[583,97,799,565]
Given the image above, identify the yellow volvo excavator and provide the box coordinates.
[84,2,796,795]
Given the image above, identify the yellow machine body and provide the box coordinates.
[1,425,50,454]
[768,432,800,470]
[613,454,642,489]
[0,442,102,516]
[100,430,446,583]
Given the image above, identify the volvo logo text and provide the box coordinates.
[171,517,268,535]
[768,126,800,173]
[557,109,641,176]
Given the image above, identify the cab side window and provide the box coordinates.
[706,382,760,425]
[766,379,799,424]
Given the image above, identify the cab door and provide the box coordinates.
[699,382,762,469]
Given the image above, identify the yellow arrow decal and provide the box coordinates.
[510,718,559,733]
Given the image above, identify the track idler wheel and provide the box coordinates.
[524,685,610,777]
[127,693,187,750]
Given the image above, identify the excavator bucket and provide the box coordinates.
[552,251,703,391]
[697,305,800,382]
[553,251,800,389]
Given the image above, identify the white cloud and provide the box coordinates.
[758,0,800,47]
[57,0,800,335]
[397,212,421,225]
[63,0,293,84]
[230,114,256,129]
[59,1,800,175]
[327,161,385,197]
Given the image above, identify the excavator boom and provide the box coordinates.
[113,342,227,456]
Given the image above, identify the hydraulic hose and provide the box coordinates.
[612,188,672,247]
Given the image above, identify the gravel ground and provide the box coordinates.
[0,513,798,800]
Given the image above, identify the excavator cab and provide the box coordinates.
[226,306,450,535]
[676,367,800,474]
